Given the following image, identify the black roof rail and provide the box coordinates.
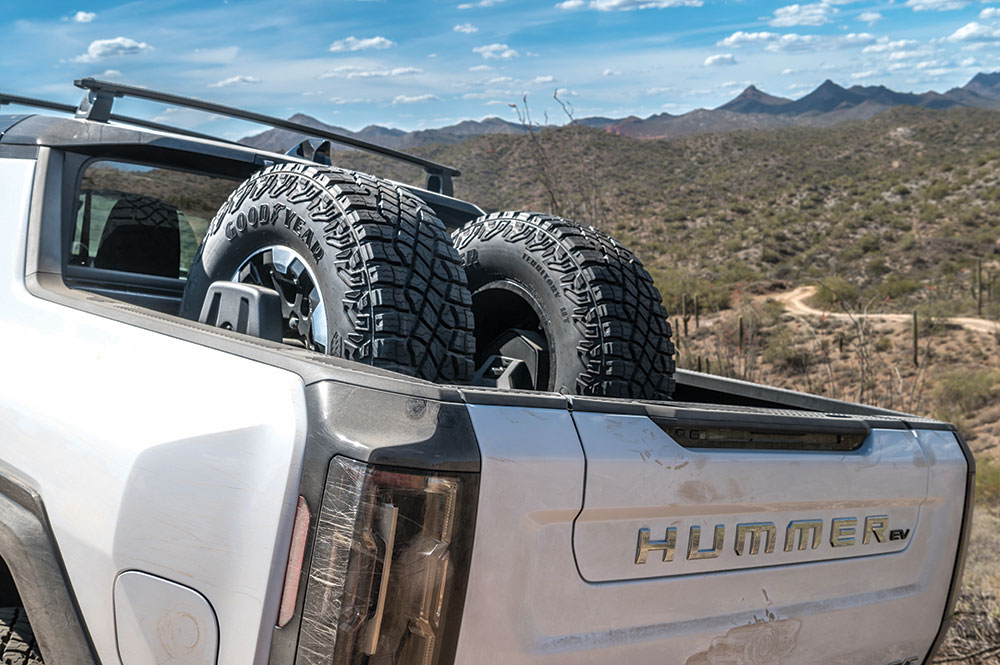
[74,78,460,195]
[0,91,237,144]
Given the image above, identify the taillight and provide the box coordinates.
[296,457,474,665]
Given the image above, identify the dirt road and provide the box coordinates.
[774,285,998,335]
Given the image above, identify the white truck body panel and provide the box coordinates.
[0,157,309,665]
[455,403,967,665]
[573,414,926,579]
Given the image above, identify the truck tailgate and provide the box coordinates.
[454,400,970,665]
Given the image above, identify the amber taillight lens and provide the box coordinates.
[296,456,474,665]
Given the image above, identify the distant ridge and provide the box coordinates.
[240,113,523,153]
[601,72,1000,139]
[718,85,792,114]
[239,72,1000,150]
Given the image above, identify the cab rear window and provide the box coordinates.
[70,160,236,279]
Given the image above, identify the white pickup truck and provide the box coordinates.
[0,79,972,665]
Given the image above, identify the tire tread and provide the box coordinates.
[0,608,42,665]
[454,211,675,399]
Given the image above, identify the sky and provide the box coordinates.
[1,0,999,137]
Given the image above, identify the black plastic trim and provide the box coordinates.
[921,427,976,665]
[304,380,480,473]
[651,411,870,451]
[0,466,99,665]
[0,144,39,159]
[271,456,479,665]
[673,369,913,416]
[267,378,481,665]
[0,115,32,143]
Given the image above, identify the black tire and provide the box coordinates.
[0,608,42,665]
[180,163,475,383]
[453,211,675,399]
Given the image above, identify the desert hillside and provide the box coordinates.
[336,105,1000,323]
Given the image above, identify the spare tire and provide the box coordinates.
[180,164,475,383]
[453,211,675,399]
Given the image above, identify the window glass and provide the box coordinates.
[71,161,236,279]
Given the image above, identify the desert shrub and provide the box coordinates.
[878,274,921,300]
[932,369,1000,428]
[812,277,860,310]
[977,457,1000,509]
[763,326,811,374]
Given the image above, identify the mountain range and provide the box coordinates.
[239,72,1000,152]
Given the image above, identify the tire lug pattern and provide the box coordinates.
[453,210,675,400]
[183,163,475,383]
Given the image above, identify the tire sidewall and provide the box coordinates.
[181,181,354,357]
[462,226,590,394]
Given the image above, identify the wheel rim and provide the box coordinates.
[471,279,553,391]
[232,246,329,353]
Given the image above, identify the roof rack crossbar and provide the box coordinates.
[73,78,461,189]
[0,91,237,144]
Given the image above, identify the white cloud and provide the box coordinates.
[862,37,917,52]
[889,49,925,59]
[533,75,555,83]
[947,21,1000,40]
[469,64,492,71]
[962,56,979,65]
[454,23,479,33]
[980,6,1000,18]
[555,87,578,96]
[587,0,703,7]
[488,75,514,83]
[458,0,503,7]
[842,32,876,44]
[718,30,779,46]
[765,33,822,51]
[559,0,702,7]
[704,53,737,66]
[905,0,967,10]
[329,36,394,52]
[851,70,877,78]
[73,36,152,62]
[71,11,96,23]
[719,29,871,52]
[98,69,121,78]
[209,75,261,87]
[474,43,519,59]
[320,65,422,79]
[602,68,621,76]
[781,67,797,74]
[858,10,882,23]
[331,97,374,104]
[392,94,439,104]
[770,3,834,27]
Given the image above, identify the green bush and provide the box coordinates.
[812,277,860,309]
[932,369,1000,427]
[878,274,921,300]
[977,457,1000,509]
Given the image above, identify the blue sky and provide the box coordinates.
[1,0,999,136]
